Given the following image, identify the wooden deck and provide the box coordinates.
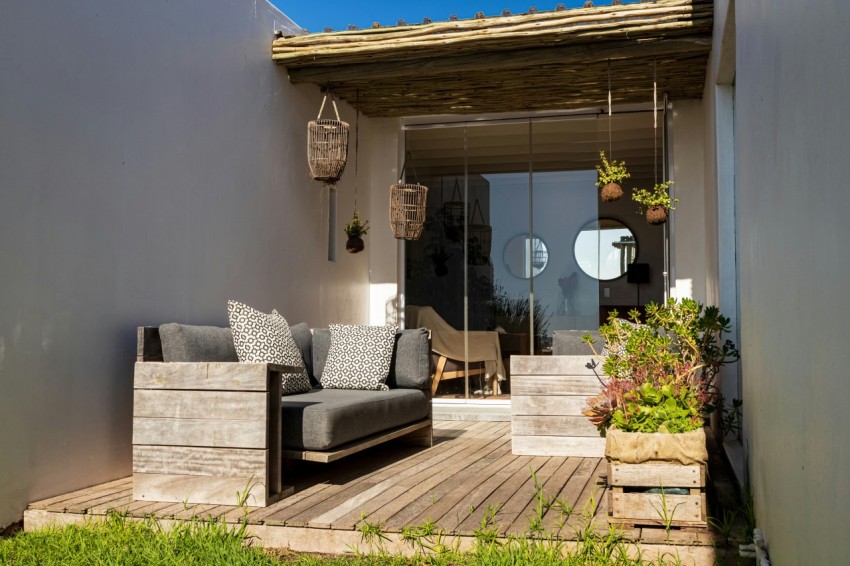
[25,421,726,564]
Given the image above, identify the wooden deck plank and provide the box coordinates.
[29,478,133,510]
[64,488,134,514]
[385,439,525,530]
[452,453,536,534]
[505,456,579,535]
[334,436,515,530]
[24,418,732,561]
[352,436,515,531]
[537,457,584,532]
[377,434,514,530]
[263,428,491,526]
[561,459,608,537]
[308,431,513,528]
[496,456,563,535]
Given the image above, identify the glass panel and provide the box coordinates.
[532,119,600,343]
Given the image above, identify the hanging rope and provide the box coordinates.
[354,89,359,211]
[653,59,658,187]
[608,59,614,161]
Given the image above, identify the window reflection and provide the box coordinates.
[574,218,637,280]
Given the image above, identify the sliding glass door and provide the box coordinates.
[404,112,661,401]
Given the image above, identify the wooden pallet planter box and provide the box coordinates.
[132,360,299,507]
[510,356,606,457]
[605,428,708,528]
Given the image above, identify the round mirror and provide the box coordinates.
[503,234,549,279]
[573,218,637,281]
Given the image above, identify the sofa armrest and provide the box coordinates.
[132,361,290,506]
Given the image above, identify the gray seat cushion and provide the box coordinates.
[281,388,430,451]
[159,324,238,362]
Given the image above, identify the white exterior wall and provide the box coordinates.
[708,0,850,562]
[0,0,374,528]
[669,100,708,304]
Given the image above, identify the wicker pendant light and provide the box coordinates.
[389,153,428,240]
[307,93,349,184]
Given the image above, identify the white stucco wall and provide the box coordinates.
[0,0,372,528]
[730,1,850,562]
[669,99,707,303]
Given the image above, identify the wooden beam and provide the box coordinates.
[286,37,710,85]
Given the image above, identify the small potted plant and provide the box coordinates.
[596,151,631,202]
[344,210,369,254]
[632,181,677,224]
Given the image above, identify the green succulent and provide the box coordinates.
[344,210,369,238]
[595,151,631,188]
[632,181,677,212]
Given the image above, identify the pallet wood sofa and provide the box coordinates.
[133,323,433,507]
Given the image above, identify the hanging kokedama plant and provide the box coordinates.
[632,181,677,225]
[307,93,349,184]
[344,210,369,253]
[596,150,630,202]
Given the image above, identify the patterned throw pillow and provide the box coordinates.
[320,324,398,391]
[226,300,311,395]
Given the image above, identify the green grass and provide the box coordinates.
[0,512,275,566]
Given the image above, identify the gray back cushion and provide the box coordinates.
[311,328,332,382]
[159,323,238,362]
[289,322,317,386]
[388,328,431,390]
[552,330,600,356]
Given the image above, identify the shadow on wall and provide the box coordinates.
[385,296,400,327]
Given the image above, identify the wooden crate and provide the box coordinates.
[133,361,296,507]
[510,356,606,457]
[608,462,707,527]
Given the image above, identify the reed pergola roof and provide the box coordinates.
[272,0,713,117]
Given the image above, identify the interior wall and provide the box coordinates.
[0,0,371,527]
[733,1,850,563]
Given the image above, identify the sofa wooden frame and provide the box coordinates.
[133,327,433,506]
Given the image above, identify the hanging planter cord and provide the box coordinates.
[647,58,668,225]
[307,91,349,184]
[389,152,428,240]
[467,199,492,265]
[346,90,367,253]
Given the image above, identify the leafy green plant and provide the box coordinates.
[650,486,683,542]
[631,182,677,213]
[491,281,551,345]
[707,508,738,547]
[344,210,370,238]
[595,151,631,187]
[582,298,739,434]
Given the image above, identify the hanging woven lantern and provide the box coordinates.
[440,180,465,242]
[389,183,428,240]
[307,94,349,184]
[467,199,492,266]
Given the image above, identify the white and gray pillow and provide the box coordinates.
[226,300,311,395]
[320,324,398,391]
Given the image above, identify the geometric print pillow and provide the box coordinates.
[320,324,398,391]
[226,300,311,395]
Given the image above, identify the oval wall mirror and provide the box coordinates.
[503,234,549,279]
[573,218,637,281]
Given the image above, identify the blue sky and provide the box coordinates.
[271,1,598,33]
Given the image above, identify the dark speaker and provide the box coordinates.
[627,263,650,284]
